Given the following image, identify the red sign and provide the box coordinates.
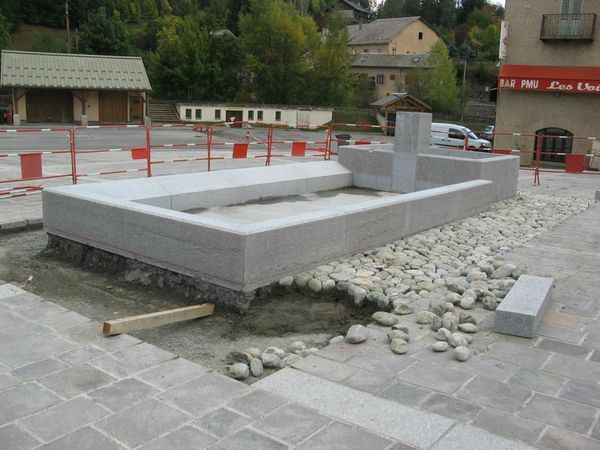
[499,65,600,94]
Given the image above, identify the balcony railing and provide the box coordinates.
[541,13,596,41]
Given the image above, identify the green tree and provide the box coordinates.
[79,7,132,55]
[239,0,314,104]
[468,23,499,60]
[0,11,10,49]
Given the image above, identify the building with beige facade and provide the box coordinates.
[0,50,151,125]
[495,0,600,168]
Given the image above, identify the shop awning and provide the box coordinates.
[498,65,600,94]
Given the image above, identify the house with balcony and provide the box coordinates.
[495,0,600,168]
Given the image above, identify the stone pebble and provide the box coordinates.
[346,324,368,344]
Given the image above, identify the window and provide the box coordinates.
[535,128,573,163]
[195,109,202,120]
[185,108,192,119]
[561,0,583,14]
[215,109,221,120]
[448,128,465,140]
[275,111,282,121]
[363,49,369,53]
[418,32,424,40]
[257,110,263,121]
[376,74,384,85]
[390,74,396,81]
[248,110,254,121]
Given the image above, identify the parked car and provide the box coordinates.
[430,123,492,151]
[480,125,495,143]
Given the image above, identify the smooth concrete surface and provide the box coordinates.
[392,112,432,193]
[495,275,554,338]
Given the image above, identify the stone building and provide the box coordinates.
[495,0,600,168]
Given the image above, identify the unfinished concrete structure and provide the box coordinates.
[42,112,519,309]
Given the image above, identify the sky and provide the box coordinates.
[371,0,506,7]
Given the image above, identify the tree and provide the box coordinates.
[0,11,10,49]
[239,0,314,104]
[79,7,132,55]
[468,23,499,60]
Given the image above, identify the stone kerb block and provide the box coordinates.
[392,112,432,193]
[494,275,554,338]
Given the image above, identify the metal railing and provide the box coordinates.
[541,13,596,40]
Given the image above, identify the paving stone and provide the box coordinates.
[296,421,391,450]
[431,423,535,450]
[56,345,106,366]
[140,425,216,450]
[472,408,545,446]
[342,368,391,393]
[457,376,532,412]
[543,353,600,383]
[35,311,92,331]
[60,322,135,349]
[0,310,28,328]
[519,393,596,434]
[559,379,600,408]
[0,321,52,342]
[16,301,68,321]
[0,333,76,368]
[37,426,125,450]
[0,423,41,450]
[227,389,287,419]
[89,378,160,411]
[451,356,519,382]
[96,398,190,447]
[316,340,369,362]
[389,443,418,450]
[537,427,600,450]
[20,396,109,442]
[345,347,414,374]
[255,368,454,449]
[209,428,289,450]
[0,283,24,299]
[536,322,584,344]
[0,372,21,392]
[160,372,248,417]
[0,293,46,308]
[254,403,330,444]
[108,342,176,373]
[591,418,600,440]
[11,358,70,382]
[94,333,141,352]
[378,381,432,406]
[0,383,60,425]
[291,355,357,382]
[542,310,588,329]
[195,407,251,438]
[485,341,551,369]
[421,393,481,422]
[136,357,210,390]
[397,361,469,395]
[536,338,592,358]
[508,368,565,395]
[38,363,116,398]
[590,350,600,363]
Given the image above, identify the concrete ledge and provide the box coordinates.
[494,275,554,338]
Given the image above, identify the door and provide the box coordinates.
[534,128,573,163]
[225,110,243,127]
[99,91,128,124]
[448,128,467,148]
[26,89,73,123]
[129,95,144,124]
[559,0,584,36]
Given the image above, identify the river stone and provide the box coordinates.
[492,263,517,279]
[288,341,306,354]
[250,358,264,377]
[512,264,528,279]
[499,279,517,291]
[346,324,368,344]
[466,271,487,282]
[228,351,252,364]
[294,273,312,288]
[460,289,477,310]
[322,279,336,291]
[429,297,448,317]
[454,346,471,362]
[390,338,408,354]
[459,312,477,325]
[432,341,449,352]
[308,278,323,293]
[261,353,281,369]
[372,311,398,326]
[392,324,410,334]
[431,315,443,332]
[303,348,319,357]
[442,312,458,331]
[436,327,451,341]
[352,287,368,306]
[245,348,262,359]
[393,303,414,315]
[387,329,410,343]
[482,296,498,310]
[330,272,353,282]
[478,263,495,275]
[329,335,344,345]
[416,310,436,324]
[283,354,302,367]
[448,332,470,348]
[229,363,250,380]
[458,323,478,333]
[278,276,294,287]
[263,346,286,359]
[445,292,462,305]
[446,277,470,294]
[368,292,390,309]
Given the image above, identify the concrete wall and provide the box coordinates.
[73,91,99,123]
[177,104,333,128]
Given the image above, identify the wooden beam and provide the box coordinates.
[102,304,214,336]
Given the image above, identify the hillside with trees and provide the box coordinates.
[0,0,503,113]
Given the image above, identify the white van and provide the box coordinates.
[430,123,492,151]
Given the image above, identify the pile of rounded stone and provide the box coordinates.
[228,341,319,380]
[277,192,589,313]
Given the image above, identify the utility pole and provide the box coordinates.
[460,58,467,122]
[66,1,71,53]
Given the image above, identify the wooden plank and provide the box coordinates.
[103,304,214,336]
